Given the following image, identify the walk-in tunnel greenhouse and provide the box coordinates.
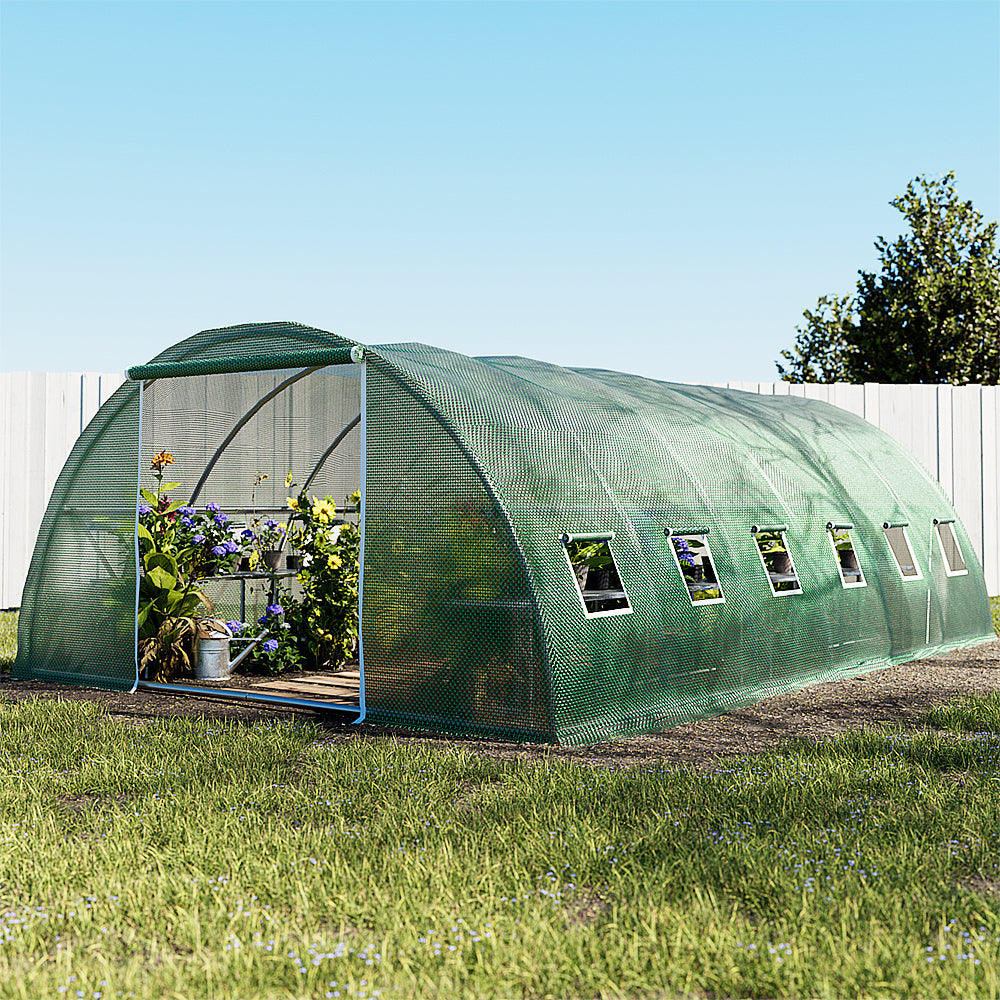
[14,322,996,744]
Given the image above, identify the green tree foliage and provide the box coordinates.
[777,173,999,384]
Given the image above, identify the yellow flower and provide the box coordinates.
[150,450,174,473]
[287,497,300,511]
[312,497,337,524]
[285,470,295,487]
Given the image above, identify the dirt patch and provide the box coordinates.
[959,873,1000,898]
[2,640,999,769]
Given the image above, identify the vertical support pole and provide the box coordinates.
[131,380,144,693]
[354,353,367,724]
[925,525,934,647]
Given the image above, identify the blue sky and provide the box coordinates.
[1,1,997,383]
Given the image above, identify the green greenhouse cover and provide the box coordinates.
[14,321,996,744]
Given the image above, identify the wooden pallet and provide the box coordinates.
[250,670,360,704]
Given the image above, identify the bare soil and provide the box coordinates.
[2,640,999,768]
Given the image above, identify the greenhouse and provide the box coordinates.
[13,321,997,744]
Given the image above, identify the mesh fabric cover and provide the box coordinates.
[15,382,140,688]
[373,345,995,743]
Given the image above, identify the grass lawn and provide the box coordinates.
[0,601,997,999]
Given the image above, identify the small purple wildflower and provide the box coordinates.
[206,503,221,512]
[213,513,229,526]
[265,603,283,617]
[211,544,227,557]
[241,529,255,540]
[193,534,206,544]
[179,516,193,527]
[223,540,240,554]
[179,506,196,516]
[264,519,278,528]
[138,503,152,515]
[261,639,279,654]
[226,621,245,635]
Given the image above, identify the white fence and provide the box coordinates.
[705,381,999,596]
[1,372,126,608]
[1,374,997,607]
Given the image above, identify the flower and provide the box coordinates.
[287,497,300,511]
[211,544,227,557]
[150,451,174,473]
[223,540,240,554]
[193,534,206,544]
[241,529,255,540]
[138,503,153,516]
[213,513,229,526]
[261,639,279,654]
[266,603,284,617]
[673,537,697,567]
[179,506,196,516]
[226,621,245,635]
[206,503,221,512]
[179,516,193,527]
[312,498,337,524]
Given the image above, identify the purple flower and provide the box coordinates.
[265,603,283,617]
[138,503,152,515]
[241,529,255,540]
[213,513,229,526]
[224,540,240,554]
[261,639,278,654]
[673,537,697,567]
[226,621,245,635]
[211,544,227,557]
[179,516,193,527]
[206,503,221,512]
[193,534,206,544]
[264,519,278,528]
[179,506,196,516]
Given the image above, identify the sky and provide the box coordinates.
[1,1,998,385]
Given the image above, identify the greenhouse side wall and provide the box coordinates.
[13,381,140,690]
[362,359,553,740]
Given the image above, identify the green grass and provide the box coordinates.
[0,611,16,672]
[0,698,999,999]
[0,600,996,997]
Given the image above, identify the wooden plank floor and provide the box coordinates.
[250,670,360,704]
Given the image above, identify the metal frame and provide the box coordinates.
[137,680,359,713]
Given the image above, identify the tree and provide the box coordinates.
[776,172,999,384]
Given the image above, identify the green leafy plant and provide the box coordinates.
[283,487,361,669]
[136,451,214,679]
[754,529,799,592]
[671,534,722,602]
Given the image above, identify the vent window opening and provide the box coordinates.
[752,526,802,595]
[667,531,725,605]
[562,535,631,616]
[827,523,866,587]
[883,523,921,579]
[935,520,968,576]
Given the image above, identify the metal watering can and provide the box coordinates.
[194,619,269,681]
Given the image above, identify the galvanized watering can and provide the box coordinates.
[194,619,268,681]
